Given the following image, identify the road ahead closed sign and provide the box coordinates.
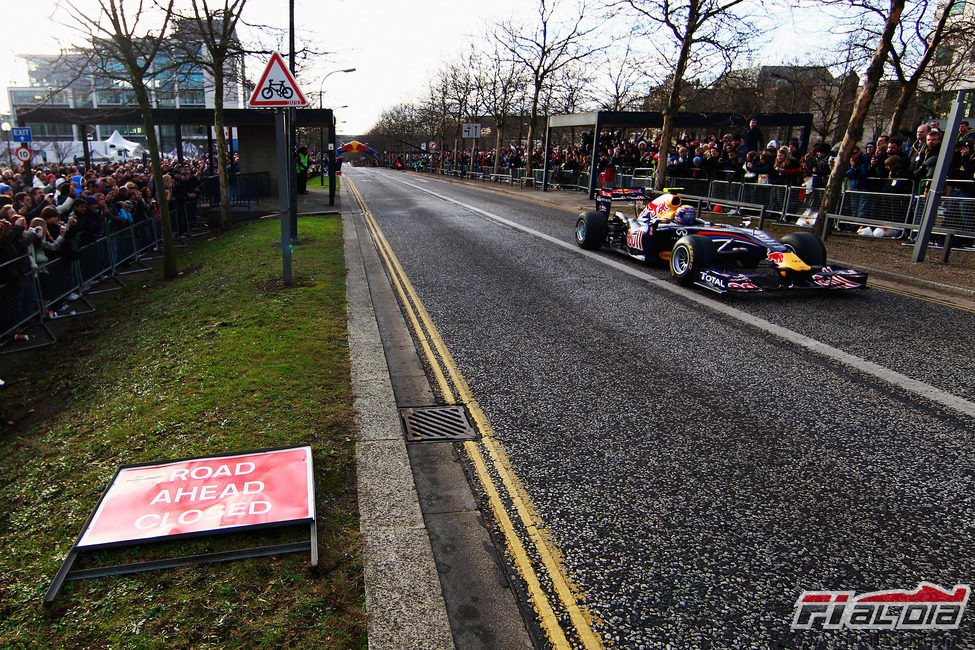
[78,446,314,547]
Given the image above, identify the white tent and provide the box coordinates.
[102,130,144,157]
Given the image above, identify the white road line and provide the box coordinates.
[386,174,975,421]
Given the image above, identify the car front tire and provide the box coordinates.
[781,232,827,266]
[670,235,717,285]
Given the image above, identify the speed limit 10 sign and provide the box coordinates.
[15,146,31,162]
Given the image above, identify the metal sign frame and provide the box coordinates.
[45,444,317,604]
[912,89,974,262]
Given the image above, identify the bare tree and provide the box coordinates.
[597,38,647,112]
[366,103,426,156]
[616,0,757,190]
[445,51,479,167]
[881,0,967,135]
[172,0,249,231]
[60,0,178,278]
[543,62,595,119]
[815,0,906,238]
[424,68,458,168]
[496,0,605,178]
[477,43,527,174]
[919,32,975,119]
[49,138,77,166]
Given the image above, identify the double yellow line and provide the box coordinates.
[875,284,975,313]
[348,179,603,650]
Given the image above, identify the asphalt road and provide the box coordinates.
[348,167,975,648]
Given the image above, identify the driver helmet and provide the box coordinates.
[674,206,696,225]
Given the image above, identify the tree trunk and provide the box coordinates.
[525,83,542,178]
[654,32,694,192]
[212,56,231,231]
[815,0,905,239]
[886,8,952,138]
[494,125,503,174]
[134,87,176,279]
[885,79,917,138]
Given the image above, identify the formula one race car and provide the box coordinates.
[574,188,868,294]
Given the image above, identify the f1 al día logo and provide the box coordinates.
[792,582,970,631]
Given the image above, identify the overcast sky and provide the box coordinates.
[1,0,825,137]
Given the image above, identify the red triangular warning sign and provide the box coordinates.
[248,52,308,107]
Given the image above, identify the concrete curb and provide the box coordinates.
[342,193,455,649]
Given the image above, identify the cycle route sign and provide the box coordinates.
[248,52,308,107]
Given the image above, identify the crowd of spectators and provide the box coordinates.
[392,118,975,201]
[1,157,210,339]
[392,117,975,236]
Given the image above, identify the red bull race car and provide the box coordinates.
[574,188,868,294]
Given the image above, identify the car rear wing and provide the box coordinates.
[595,187,653,214]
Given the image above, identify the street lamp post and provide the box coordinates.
[770,72,799,146]
[1,122,11,168]
[318,68,355,186]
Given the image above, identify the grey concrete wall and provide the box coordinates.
[237,124,280,192]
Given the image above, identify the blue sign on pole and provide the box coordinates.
[11,127,31,143]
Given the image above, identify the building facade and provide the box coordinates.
[6,32,245,165]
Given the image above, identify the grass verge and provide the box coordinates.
[0,216,365,648]
[306,175,340,190]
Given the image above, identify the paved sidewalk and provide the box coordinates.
[296,185,456,649]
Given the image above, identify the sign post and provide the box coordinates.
[463,123,481,176]
[248,53,307,284]
[12,127,32,187]
[276,110,293,284]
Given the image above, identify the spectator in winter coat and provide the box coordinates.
[54,181,76,216]
[845,146,873,221]
[0,217,39,326]
[742,118,764,153]
[801,143,833,188]
[74,198,104,246]
[772,147,802,184]
[913,130,942,183]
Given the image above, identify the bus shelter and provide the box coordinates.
[14,106,336,201]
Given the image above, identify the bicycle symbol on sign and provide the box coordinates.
[261,80,294,100]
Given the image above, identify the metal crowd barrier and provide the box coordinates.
[35,254,93,321]
[837,190,915,227]
[202,172,272,210]
[0,254,51,351]
[406,162,973,255]
[2,218,164,353]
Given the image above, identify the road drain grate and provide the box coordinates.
[400,406,477,442]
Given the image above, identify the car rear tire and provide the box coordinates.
[576,211,608,250]
[670,235,716,285]
[781,232,827,266]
